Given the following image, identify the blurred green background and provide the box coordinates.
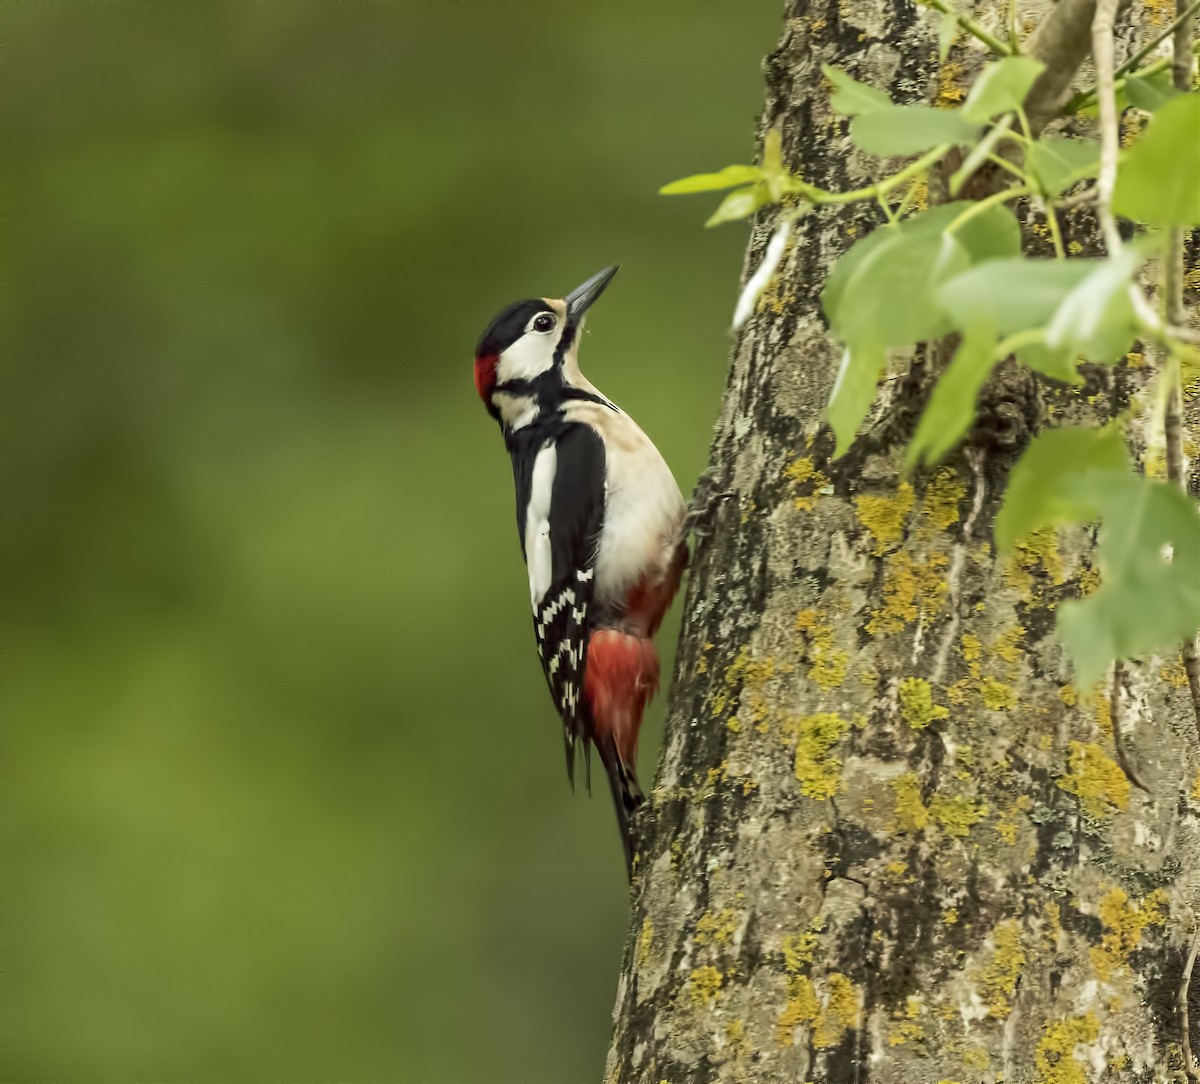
[4,4,776,1080]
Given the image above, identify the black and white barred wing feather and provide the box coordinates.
[524,424,605,787]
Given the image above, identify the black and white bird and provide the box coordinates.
[473,266,687,877]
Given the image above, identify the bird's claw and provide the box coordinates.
[684,469,737,540]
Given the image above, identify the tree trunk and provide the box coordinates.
[605,2,1200,1081]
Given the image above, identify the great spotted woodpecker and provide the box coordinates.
[474,266,687,878]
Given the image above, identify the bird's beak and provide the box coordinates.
[565,265,619,325]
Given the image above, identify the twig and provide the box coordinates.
[1109,662,1150,792]
[794,145,949,206]
[1044,200,1066,259]
[922,0,1014,56]
[1122,0,1200,81]
[1054,184,1098,210]
[1086,0,1177,347]
[1181,924,1200,1084]
[1069,40,1200,112]
[1092,0,1124,254]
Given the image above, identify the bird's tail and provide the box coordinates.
[597,736,644,879]
[585,628,658,879]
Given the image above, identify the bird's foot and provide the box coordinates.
[684,468,736,542]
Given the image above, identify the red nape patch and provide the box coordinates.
[474,353,498,401]
[584,630,659,767]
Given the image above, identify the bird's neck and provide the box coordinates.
[496,366,615,443]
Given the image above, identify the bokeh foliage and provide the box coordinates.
[2,4,777,1080]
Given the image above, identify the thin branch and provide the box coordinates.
[1092,0,1124,253]
[1054,185,1098,210]
[922,0,1014,56]
[793,145,949,206]
[1182,924,1200,1084]
[947,184,1034,233]
[1109,662,1150,792]
[1044,201,1066,258]
[1122,0,1200,81]
[1023,0,1100,133]
[1069,40,1200,112]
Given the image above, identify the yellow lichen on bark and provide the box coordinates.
[1034,1013,1100,1084]
[694,909,738,947]
[898,677,949,728]
[856,482,915,554]
[637,919,655,968]
[921,468,966,530]
[929,794,988,837]
[688,966,723,1008]
[1089,887,1168,981]
[795,608,849,690]
[977,919,1026,1016]
[892,771,930,832]
[788,712,849,799]
[784,455,828,512]
[813,973,860,1048]
[1056,741,1130,817]
[995,794,1031,845]
[868,551,949,634]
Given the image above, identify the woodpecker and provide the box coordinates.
[474,265,687,878]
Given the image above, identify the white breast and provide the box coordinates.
[564,400,685,606]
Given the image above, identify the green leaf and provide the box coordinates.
[1113,92,1200,226]
[822,64,892,115]
[1125,71,1183,113]
[953,203,1022,263]
[1026,138,1100,196]
[1044,246,1144,363]
[704,184,770,227]
[1057,473,1200,687]
[837,229,969,347]
[938,257,1093,333]
[938,10,958,62]
[826,342,886,456]
[994,425,1130,554]
[961,57,1046,122]
[1014,342,1081,384]
[823,202,1017,333]
[822,228,894,327]
[660,165,765,194]
[906,322,998,469]
[851,106,982,156]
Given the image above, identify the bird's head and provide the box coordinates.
[474,265,618,424]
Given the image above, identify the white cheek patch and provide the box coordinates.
[497,324,563,383]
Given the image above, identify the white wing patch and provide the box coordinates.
[525,441,558,607]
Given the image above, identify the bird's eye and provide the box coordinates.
[533,313,555,333]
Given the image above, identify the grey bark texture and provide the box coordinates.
[604,1,1200,1082]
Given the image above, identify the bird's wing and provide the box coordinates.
[526,423,605,788]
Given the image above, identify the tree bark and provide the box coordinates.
[605,2,1200,1082]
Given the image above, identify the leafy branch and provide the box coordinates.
[918,0,1013,58]
[659,37,1200,699]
